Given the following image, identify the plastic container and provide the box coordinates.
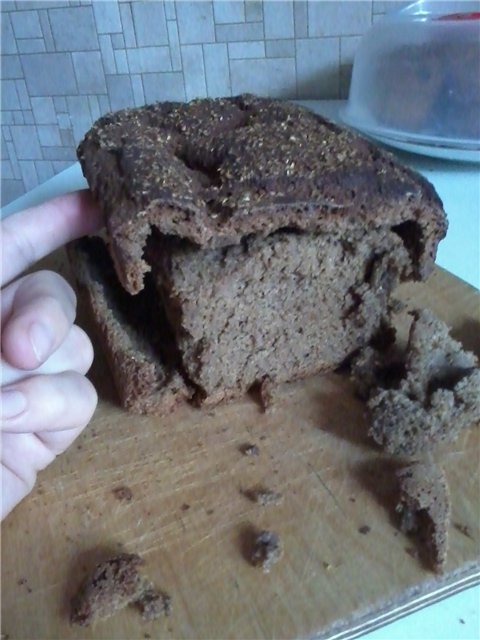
[342,1,480,161]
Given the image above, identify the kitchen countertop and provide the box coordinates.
[1,100,479,640]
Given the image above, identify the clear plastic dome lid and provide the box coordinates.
[343,1,480,155]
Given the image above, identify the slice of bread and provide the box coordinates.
[68,238,193,414]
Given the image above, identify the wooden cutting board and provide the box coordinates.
[2,256,479,640]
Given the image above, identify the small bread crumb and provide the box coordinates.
[112,486,133,502]
[244,487,283,506]
[135,586,172,621]
[259,377,277,413]
[240,443,260,456]
[251,530,283,573]
[358,525,371,535]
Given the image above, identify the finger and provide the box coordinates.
[2,461,35,519]
[2,432,55,500]
[35,426,87,456]
[1,325,94,386]
[0,268,75,324]
[1,371,97,434]
[1,423,86,519]
[1,270,76,369]
[1,190,103,287]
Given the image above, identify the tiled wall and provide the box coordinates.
[1,0,412,206]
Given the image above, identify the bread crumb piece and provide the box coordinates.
[240,443,260,456]
[352,309,480,455]
[70,552,171,626]
[112,486,133,502]
[259,376,280,413]
[135,586,172,621]
[396,462,450,573]
[17,577,32,593]
[358,525,371,535]
[244,487,283,506]
[251,531,283,573]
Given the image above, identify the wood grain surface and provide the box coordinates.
[2,257,479,640]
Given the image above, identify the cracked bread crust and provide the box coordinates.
[78,95,447,294]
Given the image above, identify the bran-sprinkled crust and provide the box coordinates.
[78,95,447,294]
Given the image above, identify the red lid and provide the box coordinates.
[436,11,480,20]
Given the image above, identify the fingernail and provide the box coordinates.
[1,389,27,419]
[29,322,54,363]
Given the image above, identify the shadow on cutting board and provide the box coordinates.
[314,373,371,449]
[451,319,480,359]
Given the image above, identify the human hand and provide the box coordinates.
[1,191,102,519]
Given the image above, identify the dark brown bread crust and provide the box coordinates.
[78,95,447,295]
[396,463,451,573]
[68,237,193,415]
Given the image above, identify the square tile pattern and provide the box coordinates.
[1,0,425,205]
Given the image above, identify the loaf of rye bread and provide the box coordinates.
[73,95,447,412]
